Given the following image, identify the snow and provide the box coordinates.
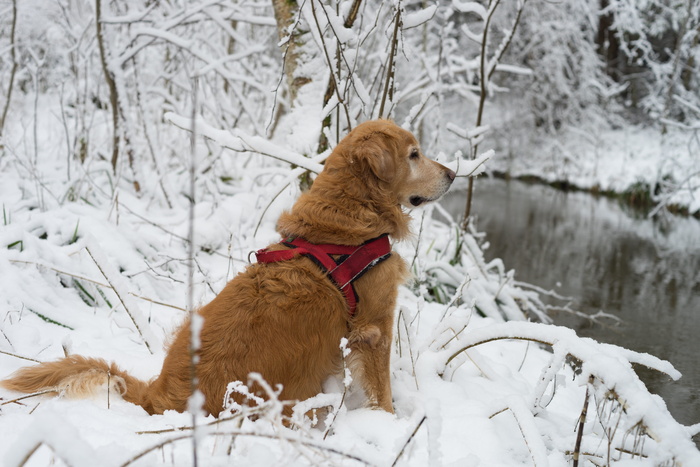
[451,1,487,19]
[317,2,355,44]
[0,2,698,466]
[4,112,698,466]
[403,5,438,30]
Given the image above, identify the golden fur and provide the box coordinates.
[1,120,455,416]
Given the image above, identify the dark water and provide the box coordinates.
[440,178,700,440]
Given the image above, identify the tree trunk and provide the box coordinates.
[681,30,698,92]
[96,0,121,173]
[0,0,19,141]
[271,0,317,191]
[271,0,310,106]
[596,0,620,81]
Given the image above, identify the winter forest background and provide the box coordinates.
[0,0,699,466]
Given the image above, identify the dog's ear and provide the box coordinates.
[351,134,396,183]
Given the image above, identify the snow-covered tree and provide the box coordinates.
[600,0,700,128]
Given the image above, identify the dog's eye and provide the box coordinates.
[409,149,420,160]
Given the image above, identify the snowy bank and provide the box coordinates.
[487,123,700,216]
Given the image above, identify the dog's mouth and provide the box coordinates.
[409,196,430,207]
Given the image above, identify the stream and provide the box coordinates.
[440,178,700,442]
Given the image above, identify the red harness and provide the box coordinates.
[255,235,392,316]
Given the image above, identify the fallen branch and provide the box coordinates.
[441,322,680,379]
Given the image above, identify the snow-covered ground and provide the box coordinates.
[1,91,699,466]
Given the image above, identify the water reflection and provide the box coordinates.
[440,178,700,438]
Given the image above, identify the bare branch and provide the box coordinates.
[379,4,402,118]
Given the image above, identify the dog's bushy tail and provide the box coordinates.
[1,355,150,408]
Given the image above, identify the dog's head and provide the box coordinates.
[330,120,456,208]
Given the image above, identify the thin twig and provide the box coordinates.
[135,409,261,435]
[310,0,351,131]
[121,430,372,467]
[322,343,351,440]
[391,415,426,466]
[573,376,593,467]
[399,310,419,390]
[86,242,158,354]
[1,389,56,406]
[443,335,553,370]
[187,75,200,467]
[493,399,547,466]
[462,0,500,226]
[0,350,41,363]
[379,4,402,118]
[16,443,46,467]
[115,202,188,242]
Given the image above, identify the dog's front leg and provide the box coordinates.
[348,324,394,413]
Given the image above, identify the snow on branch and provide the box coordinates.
[661,95,700,130]
[402,5,438,29]
[484,0,529,81]
[673,94,700,116]
[441,321,679,378]
[493,63,533,76]
[99,3,158,24]
[165,113,325,173]
[444,150,493,178]
[446,123,490,147]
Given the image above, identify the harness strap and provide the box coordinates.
[255,235,392,316]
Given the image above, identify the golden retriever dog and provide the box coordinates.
[1,119,455,417]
